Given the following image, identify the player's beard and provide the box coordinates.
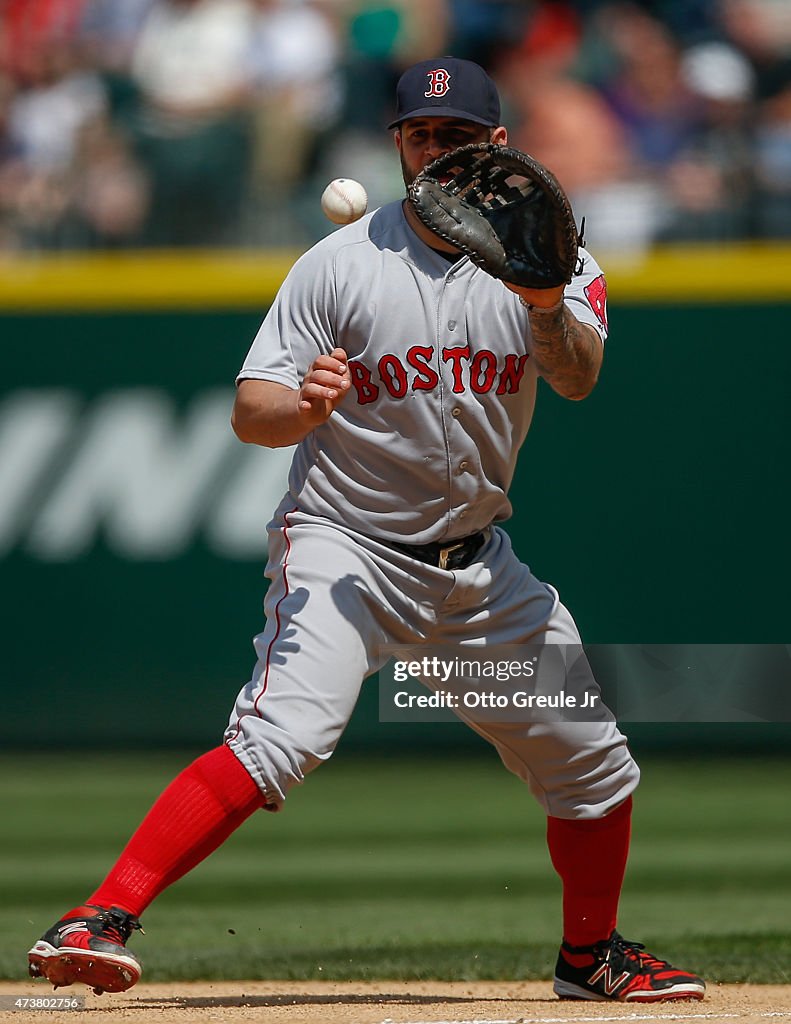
[400,151,419,192]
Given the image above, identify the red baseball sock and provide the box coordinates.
[86,745,264,918]
[546,795,632,948]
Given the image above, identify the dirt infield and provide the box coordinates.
[2,980,791,1024]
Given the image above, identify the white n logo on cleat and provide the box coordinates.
[59,922,88,936]
[589,963,630,995]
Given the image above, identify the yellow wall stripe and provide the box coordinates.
[602,243,791,302]
[0,250,301,312]
[0,243,789,311]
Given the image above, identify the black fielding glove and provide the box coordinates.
[409,143,582,289]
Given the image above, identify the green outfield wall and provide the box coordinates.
[1,246,789,751]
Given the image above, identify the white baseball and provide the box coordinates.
[321,178,368,225]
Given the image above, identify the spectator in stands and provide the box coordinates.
[70,115,151,248]
[77,0,157,74]
[498,3,660,253]
[659,41,757,240]
[309,0,452,238]
[0,0,789,251]
[339,0,449,135]
[3,33,108,247]
[597,4,703,170]
[717,0,791,235]
[754,82,791,236]
[444,0,529,68]
[244,0,342,243]
[1,0,89,86]
[127,0,258,246]
[0,73,27,249]
[718,0,791,102]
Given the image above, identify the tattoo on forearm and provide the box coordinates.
[528,305,601,399]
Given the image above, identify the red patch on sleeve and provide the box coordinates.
[584,274,608,332]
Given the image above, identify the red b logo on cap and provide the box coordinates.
[425,69,451,97]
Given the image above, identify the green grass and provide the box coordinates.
[2,751,791,984]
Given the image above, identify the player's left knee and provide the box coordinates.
[547,748,640,819]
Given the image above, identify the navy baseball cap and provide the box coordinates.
[387,57,501,129]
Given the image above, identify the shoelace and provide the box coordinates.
[608,935,668,971]
[93,908,144,944]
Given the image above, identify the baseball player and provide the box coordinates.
[28,57,705,1003]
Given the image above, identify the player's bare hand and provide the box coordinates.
[297,348,351,421]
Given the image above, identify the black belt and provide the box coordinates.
[391,530,487,571]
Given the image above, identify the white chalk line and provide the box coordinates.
[379,1012,791,1024]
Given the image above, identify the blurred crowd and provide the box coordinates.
[0,0,790,254]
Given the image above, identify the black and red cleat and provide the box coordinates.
[28,904,143,995]
[553,930,705,1002]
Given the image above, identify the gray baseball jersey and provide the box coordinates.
[226,200,636,818]
[237,200,608,544]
